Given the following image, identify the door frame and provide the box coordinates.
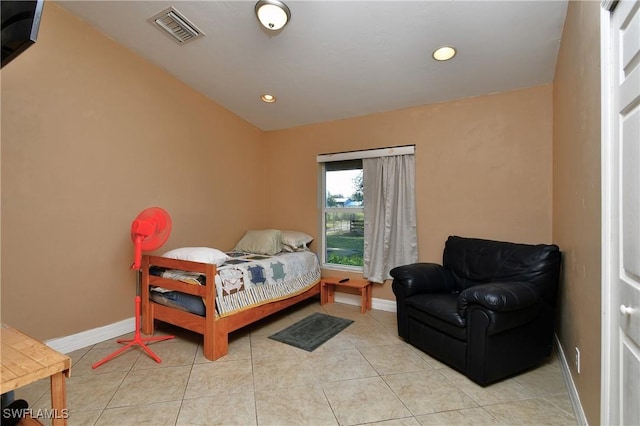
[600,0,615,421]
[600,1,639,424]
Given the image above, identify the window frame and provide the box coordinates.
[320,161,364,271]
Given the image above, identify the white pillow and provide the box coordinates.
[281,230,313,251]
[161,247,230,266]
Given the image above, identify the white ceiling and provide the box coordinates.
[56,1,568,131]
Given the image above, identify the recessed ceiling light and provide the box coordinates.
[261,94,277,103]
[432,46,457,61]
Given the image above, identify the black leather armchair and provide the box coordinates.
[391,236,561,386]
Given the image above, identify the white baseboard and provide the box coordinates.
[555,335,588,425]
[45,317,135,354]
[333,293,397,312]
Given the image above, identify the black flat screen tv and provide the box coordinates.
[1,0,44,68]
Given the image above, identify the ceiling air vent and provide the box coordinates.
[148,7,204,44]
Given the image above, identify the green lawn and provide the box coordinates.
[326,233,364,266]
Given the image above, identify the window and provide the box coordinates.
[322,159,364,269]
[318,145,417,276]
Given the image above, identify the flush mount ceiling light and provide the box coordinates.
[432,46,457,61]
[261,94,277,103]
[255,0,291,31]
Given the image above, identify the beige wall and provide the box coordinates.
[1,3,267,340]
[552,1,602,424]
[265,85,554,300]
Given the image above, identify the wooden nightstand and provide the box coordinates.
[320,278,372,314]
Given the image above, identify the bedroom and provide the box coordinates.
[1,1,602,425]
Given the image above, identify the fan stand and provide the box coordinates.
[92,208,175,369]
[92,272,175,369]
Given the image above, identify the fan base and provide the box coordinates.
[92,296,175,369]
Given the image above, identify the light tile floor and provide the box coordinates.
[16,300,578,425]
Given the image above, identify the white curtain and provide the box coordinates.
[363,154,418,283]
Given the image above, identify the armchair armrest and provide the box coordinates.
[457,282,540,314]
[391,262,457,340]
[390,263,457,297]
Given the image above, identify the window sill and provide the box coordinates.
[321,264,363,273]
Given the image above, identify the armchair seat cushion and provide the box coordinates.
[406,294,466,340]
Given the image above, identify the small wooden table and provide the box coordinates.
[321,278,373,314]
[1,324,71,425]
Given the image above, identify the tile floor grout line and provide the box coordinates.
[173,344,199,425]
[93,343,143,413]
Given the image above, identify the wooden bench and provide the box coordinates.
[1,324,71,425]
[320,277,372,314]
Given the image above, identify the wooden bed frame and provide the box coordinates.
[140,254,321,361]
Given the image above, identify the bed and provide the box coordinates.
[140,230,321,361]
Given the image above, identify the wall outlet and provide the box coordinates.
[575,347,581,374]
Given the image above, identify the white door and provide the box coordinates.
[602,1,640,425]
